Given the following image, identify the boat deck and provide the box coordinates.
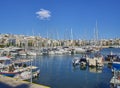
[110,76,120,84]
[0,75,50,88]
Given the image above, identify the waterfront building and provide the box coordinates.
[0,33,120,49]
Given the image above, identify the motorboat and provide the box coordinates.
[105,51,120,62]
[14,69,40,80]
[72,57,80,66]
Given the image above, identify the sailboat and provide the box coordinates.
[71,28,86,53]
[91,21,101,52]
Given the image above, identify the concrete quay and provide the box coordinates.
[0,75,50,88]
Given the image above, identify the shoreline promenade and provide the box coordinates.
[0,75,50,88]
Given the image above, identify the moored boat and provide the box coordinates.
[14,70,40,80]
[105,51,120,62]
[72,57,80,66]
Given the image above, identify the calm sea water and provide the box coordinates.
[30,48,120,88]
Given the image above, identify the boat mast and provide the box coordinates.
[94,20,98,46]
[71,28,73,47]
[71,28,73,41]
[30,29,34,84]
[30,58,32,84]
[95,20,98,46]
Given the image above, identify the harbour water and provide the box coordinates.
[21,48,120,88]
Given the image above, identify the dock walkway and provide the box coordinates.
[0,75,50,88]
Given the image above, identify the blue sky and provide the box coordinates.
[0,0,120,40]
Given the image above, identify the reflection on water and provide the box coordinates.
[73,65,102,73]
[89,67,102,73]
[35,56,111,88]
[72,65,87,71]
[14,48,120,88]
[80,65,87,70]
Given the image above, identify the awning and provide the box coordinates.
[112,62,120,70]
[0,56,11,61]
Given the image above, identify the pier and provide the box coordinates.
[0,75,50,88]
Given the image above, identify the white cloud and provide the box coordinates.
[36,9,51,20]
